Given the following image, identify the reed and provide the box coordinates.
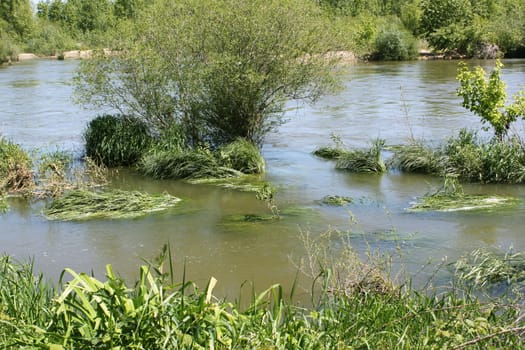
[336,139,387,173]
[84,114,152,167]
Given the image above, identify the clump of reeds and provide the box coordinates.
[392,129,525,184]
[138,148,242,180]
[218,137,265,174]
[84,114,153,167]
[388,142,443,174]
[336,138,387,173]
[313,133,349,160]
[0,137,34,195]
[409,176,519,212]
[43,189,181,221]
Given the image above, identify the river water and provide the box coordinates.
[1,59,525,299]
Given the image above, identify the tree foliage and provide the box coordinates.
[74,0,340,147]
[457,60,525,139]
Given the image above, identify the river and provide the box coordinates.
[1,58,525,299]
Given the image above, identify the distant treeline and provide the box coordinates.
[1,0,525,62]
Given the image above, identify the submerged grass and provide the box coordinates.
[408,177,519,212]
[43,189,181,221]
[318,195,353,206]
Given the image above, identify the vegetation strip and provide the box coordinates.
[43,189,181,221]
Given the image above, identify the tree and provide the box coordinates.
[74,0,341,147]
[457,60,525,139]
[0,0,34,39]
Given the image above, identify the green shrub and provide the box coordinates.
[372,24,418,60]
[0,137,33,194]
[84,114,152,167]
[219,138,265,174]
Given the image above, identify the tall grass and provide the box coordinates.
[336,138,387,173]
[2,238,525,349]
[84,114,153,167]
[0,137,33,195]
[219,138,265,174]
[389,129,525,184]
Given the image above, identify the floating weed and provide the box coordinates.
[408,176,519,212]
[43,189,181,221]
[318,195,353,206]
[187,176,269,193]
[455,247,525,288]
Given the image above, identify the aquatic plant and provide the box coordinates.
[455,247,525,288]
[408,176,519,212]
[84,114,152,167]
[313,133,349,160]
[219,138,265,174]
[0,137,33,195]
[319,195,353,206]
[43,189,181,221]
[443,130,525,183]
[139,148,242,180]
[388,142,443,174]
[336,138,387,173]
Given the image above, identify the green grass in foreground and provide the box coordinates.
[1,240,525,349]
[43,189,181,221]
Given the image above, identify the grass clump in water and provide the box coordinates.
[313,133,349,160]
[319,195,353,206]
[84,114,153,167]
[218,138,265,174]
[138,148,243,180]
[391,129,525,184]
[408,176,519,212]
[43,189,181,221]
[388,142,443,174]
[336,138,387,173]
[0,137,34,195]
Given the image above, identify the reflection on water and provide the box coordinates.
[1,59,525,298]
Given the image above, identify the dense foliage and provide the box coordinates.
[84,114,152,167]
[1,242,525,349]
[2,0,524,63]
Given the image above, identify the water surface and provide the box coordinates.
[1,59,525,298]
